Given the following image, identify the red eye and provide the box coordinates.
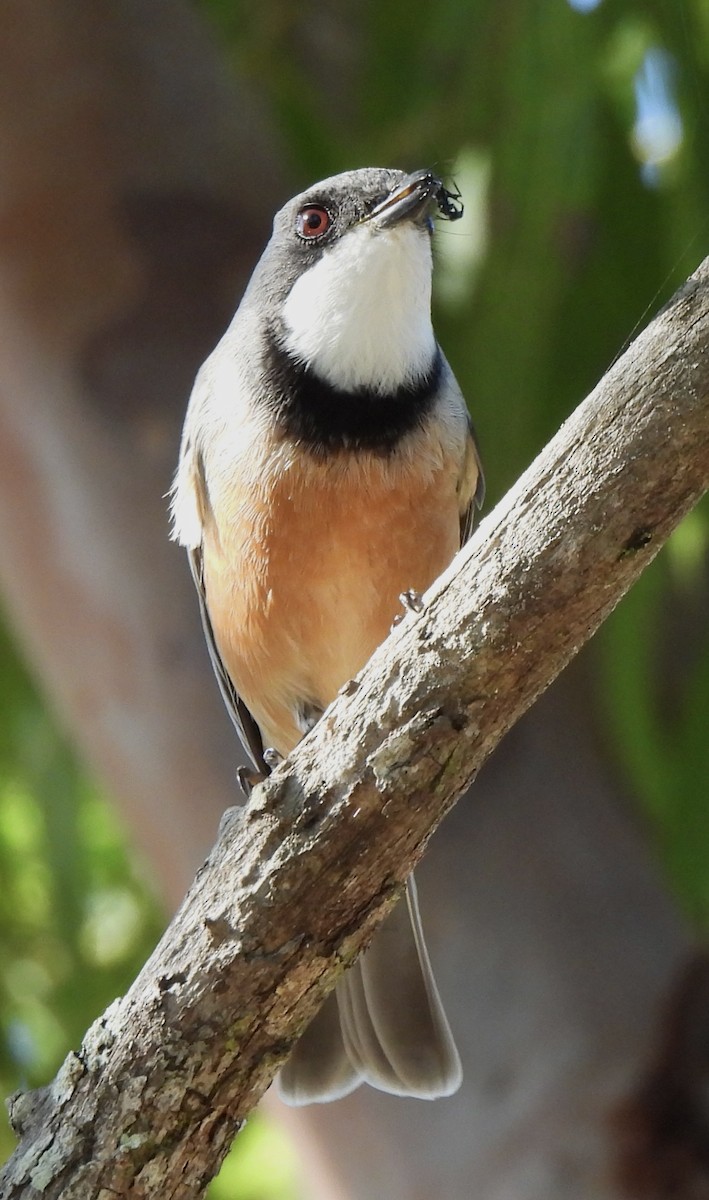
[296,205,331,239]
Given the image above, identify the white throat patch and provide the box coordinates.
[281,222,436,393]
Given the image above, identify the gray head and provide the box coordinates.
[238,168,460,395]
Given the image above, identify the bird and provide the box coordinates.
[171,166,484,1105]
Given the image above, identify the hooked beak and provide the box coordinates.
[365,170,464,230]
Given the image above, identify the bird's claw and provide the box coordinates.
[399,588,424,613]
[391,588,425,631]
[236,765,266,799]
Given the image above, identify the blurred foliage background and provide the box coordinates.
[1,0,708,1195]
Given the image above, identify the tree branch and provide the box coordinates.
[3,260,708,1198]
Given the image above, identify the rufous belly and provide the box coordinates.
[202,443,462,756]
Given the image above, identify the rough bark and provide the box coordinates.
[2,259,708,1199]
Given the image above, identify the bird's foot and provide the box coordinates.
[400,588,424,613]
[391,588,425,629]
[236,765,266,799]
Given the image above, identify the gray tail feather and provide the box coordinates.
[277,875,461,1105]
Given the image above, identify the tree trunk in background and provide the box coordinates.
[0,0,282,891]
[0,4,697,1197]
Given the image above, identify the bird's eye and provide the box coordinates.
[296,205,331,240]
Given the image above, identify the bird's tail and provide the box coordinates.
[278,874,462,1105]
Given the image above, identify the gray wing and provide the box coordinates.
[458,414,485,547]
[172,394,268,776]
[187,545,267,774]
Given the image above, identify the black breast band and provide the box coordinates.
[261,331,441,455]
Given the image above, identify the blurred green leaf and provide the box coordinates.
[208,1116,300,1200]
[0,622,165,1160]
[598,497,709,924]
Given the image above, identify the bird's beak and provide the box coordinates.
[365,170,444,230]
